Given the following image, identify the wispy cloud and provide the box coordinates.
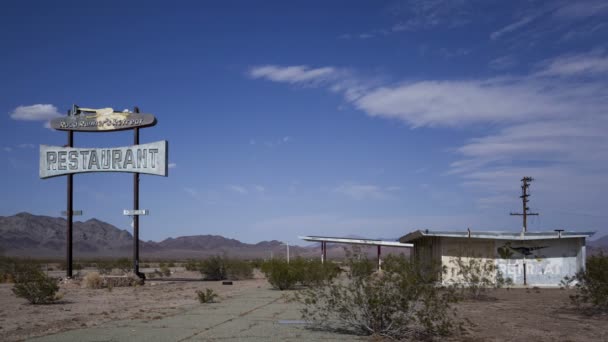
[552,1,608,20]
[168,163,177,169]
[10,104,62,121]
[249,65,337,85]
[17,143,35,149]
[535,51,608,77]
[227,185,248,195]
[2,147,12,152]
[183,187,200,200]
[249,53,608,216]
[490,15,536,40]
[333,183,400,200]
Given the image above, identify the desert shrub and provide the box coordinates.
[59,261,84,271]
[291,258,340,286]
[261,259,299,290]
[249,258,264,269]
[226,259,254,280]
[196,288,218,303]
[199,256,254,281]
[12,264,60,304]
[160,265,171,277]
[0,256,18,283]
[96,260,114,275]
[199,256,227,280]
[295,254,461,339]
[348,257,376,280]
[449,255,512,299]
[564,253,608,313]
[114,258,132,274]
[83,272,103,289]
[184,259,200,271]
[167,261,176,268]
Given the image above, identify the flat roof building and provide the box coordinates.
[399,229,595,287]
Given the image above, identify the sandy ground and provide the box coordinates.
[0,269,267,342]
[0,271,607,341]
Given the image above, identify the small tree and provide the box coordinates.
[564,253,608,313]
[12,264,60,304]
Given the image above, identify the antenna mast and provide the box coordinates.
[510,177,539,232]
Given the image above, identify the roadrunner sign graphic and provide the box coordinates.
[50,106,157,132]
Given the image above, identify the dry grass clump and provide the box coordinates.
[82,272,103,289]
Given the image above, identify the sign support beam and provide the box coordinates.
[66,128,74,279]
[133,106,144,281]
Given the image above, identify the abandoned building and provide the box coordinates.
[399,229,595,287]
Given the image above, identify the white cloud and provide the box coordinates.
[253,185,265,193]
[228,185,248,195]
[18,143,35,148]
[2,147,12,152]
[552,1,608,20]
[183,187,200,200]
[168,163,177,169]
[490,15,536,40]
[248,65,336,84]
[10,104,62,121]
[353,79,583,127]
[489,55,517,70]
[333,183,397,200]
[536,52,608,77]
[248,58,608,224]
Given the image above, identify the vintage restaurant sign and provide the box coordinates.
[40,140,168,179]
[50,108,156,132]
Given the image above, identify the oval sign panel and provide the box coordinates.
[50,108,157,132]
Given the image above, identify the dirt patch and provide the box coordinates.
[0,270,266,342]
[453,288,608,342]
[1,273,607,341]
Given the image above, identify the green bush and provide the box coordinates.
[291,258,340,286]
[564,253,608,313]
[96,260,114,275]
[198,256,253,281]
[12,264,60,304]
[199,256,227,280]
[114,258,132,274]
[261,259,299,290]
[0,256,18,283]
[185,259,200,271]
[196,288,218,303]
[449,255,512,299]
[295,254,462,339]
[160,265,171,277]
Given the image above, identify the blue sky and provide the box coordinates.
[1,1,607,244]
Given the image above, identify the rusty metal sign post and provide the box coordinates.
[41,105,168,280]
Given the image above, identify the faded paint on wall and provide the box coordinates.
[418,236,586,286]
[495,238,584,286]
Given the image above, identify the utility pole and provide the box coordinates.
[510,177,539,232]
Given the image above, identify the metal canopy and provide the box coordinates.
[299,236,413,248]
[399,229,595,243]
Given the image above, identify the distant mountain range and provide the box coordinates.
[3,212,602,259]
[0,212,398,259]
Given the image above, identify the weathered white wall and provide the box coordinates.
[440,238,496,284]
[494,238,584,286]
[430,237,586,286]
